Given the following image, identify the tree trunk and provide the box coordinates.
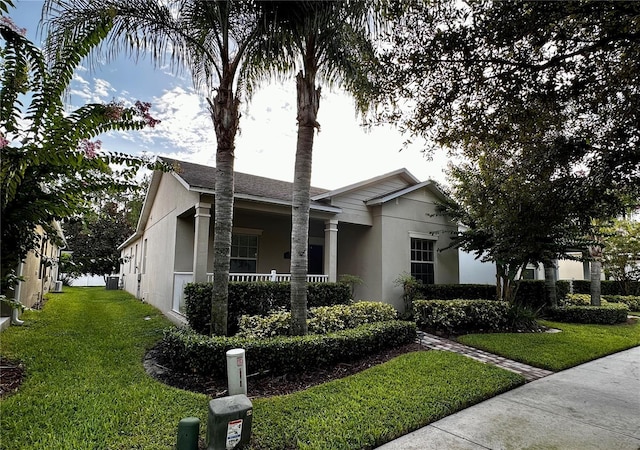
[209,82,240,336]
[590,259,602,306]
[544,261,557,308]
[290,70,320,336]
[588,243,602,307]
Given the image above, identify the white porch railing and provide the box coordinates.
[206,270,329,283]
[173,270,329,315]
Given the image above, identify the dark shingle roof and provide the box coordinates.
[161,157,330,203]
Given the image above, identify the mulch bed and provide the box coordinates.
[146,342,426,399]
[0,357,25,399]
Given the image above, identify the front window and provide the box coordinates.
[230,234,258,273]
[411,238,434,284]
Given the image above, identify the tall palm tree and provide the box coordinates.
[43,0,270,335]
[246,1,384,335]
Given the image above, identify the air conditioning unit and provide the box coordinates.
[53,281,63,293]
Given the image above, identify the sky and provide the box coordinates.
[6,0,452,190]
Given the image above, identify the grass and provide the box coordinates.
[0,288,207,449]
[457,319,640,371]
[249,351,523,449]
[1,287,524,450]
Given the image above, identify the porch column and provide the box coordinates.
[193,202,212,283]
[324,219,338,282]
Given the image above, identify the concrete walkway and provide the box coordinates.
[377,345,640,449]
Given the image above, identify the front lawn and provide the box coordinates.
[1,287,524,449]
[250,351,523,449]
[0,288,208,449]
[457,319,640,371]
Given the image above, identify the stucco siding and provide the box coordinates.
[337,222,381,301]
[331,176,411,226]
[16,225,60,308]
[121,173,199,315]
[378,192,459,310]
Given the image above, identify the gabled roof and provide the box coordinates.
[365,180,450,206]
[311,168,421,201]
[163,158,331,204]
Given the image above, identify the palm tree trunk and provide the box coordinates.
[590,259,602,306]
[209,83,240,336]
[544,261,557,308]
[588,242,602,307]
[290,70,320,336]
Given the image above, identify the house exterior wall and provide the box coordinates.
[120,173,199,320]
[15,225,61,308]
[377,190,459,310]
[335,185,460,311]
[331,176,410,226]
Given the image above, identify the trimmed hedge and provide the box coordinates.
[564,293,640,311]
[548,303,629,324]
[184,281,352,335]
[414,299,510,334]
[159,320,416,379]
[418,284,496,300]
[572,279,640,296]
[604,295,640,311]
[417,281,569,310]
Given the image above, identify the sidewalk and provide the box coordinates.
[377,345,640,449]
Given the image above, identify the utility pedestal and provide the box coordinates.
[207,395,253,450]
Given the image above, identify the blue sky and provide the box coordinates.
[6,0,450,189]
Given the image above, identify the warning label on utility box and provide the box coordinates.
[226,419,243,449]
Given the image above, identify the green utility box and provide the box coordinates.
[207,395,253,450]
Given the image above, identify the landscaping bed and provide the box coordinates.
[146,341,425,398]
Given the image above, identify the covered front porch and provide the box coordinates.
[171,201,340,315]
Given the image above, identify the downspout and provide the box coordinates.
[11,262,25,326]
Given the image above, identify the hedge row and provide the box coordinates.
[564,293,640,311]
[572,280,640,296]
[184,282,351,335]
[414,299,510,334]
[417,280,570,310]
[417,284,497,300]
[548,304,629,324]
[159,320,416,379]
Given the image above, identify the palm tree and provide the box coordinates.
[245,1,384,335]
[43,0,271,335]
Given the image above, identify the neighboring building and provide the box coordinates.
[118,158,460,324]
[1,222,65,330]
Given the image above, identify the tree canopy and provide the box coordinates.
[0,1,160,294]
[379,1,639,194]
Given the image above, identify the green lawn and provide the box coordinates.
[457,319,640,371]
[0,288,207,449]
[1,287,524,450]
[250,351,522,449]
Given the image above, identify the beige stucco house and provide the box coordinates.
[1,222,65,331]
[118,158,459,324]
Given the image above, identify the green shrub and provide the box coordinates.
[556,280,570,301]
[414,299,510,334]
[563,294,640,311]
[237,308,292,339]
[237,301,398,338]
[548,303,629,324]
[184,282,352,335]
[603,295,640,311]
[572,280,640,296]
[564,293,592,306]
[417,284,497,300]
[159,320,416,378]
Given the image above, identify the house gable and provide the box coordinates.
[313,169,428,226]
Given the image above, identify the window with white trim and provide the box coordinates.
[230,234,259,273]
[410,237,435,284]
